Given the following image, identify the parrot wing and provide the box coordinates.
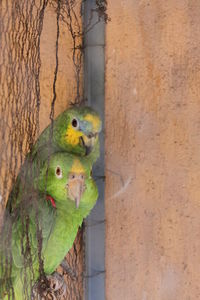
[1,192,56,284]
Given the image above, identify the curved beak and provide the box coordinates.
[80,133,97,156]
[66,173,86,208]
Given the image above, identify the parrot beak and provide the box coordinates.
[80,133,97,156]
[67,173,86,208]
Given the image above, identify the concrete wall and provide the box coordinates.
[105,1,200,299]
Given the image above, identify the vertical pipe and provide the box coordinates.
[84,1,105,299]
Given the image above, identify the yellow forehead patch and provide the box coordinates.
[84,114,101,132]
[65,124,83,146]
[71,159,85,173]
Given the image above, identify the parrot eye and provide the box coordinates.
[71,118,79,129]
[55,166,62,179]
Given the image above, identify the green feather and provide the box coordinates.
[0,153,98,299]
[6,106,101,212]
[31,106,101,162]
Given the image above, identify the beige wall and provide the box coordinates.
[105,1,200,299]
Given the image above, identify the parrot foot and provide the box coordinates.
[46,272,67,298]
[31,273,67,299]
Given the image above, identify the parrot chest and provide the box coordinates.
[43,210,83,274]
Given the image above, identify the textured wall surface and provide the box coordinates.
[40,4,81,130]
[105,1,200,299]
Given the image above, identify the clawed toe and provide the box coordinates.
[32,273,67,299]
[47,272,67,296]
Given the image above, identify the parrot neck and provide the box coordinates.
[56,200,93,220]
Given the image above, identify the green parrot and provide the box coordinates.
[31,105,102,163]
[0,152,98,299]
[6,106,101,213]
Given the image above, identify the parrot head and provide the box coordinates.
[36,153,98,210]
[54,106,102,156]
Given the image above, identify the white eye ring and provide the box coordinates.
[55,166,62,179]
[71,118,79,129]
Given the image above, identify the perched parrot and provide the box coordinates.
[31,105,102,163]
[6,106,102,213]
[7,107,102,211]
[0,152,98,299]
